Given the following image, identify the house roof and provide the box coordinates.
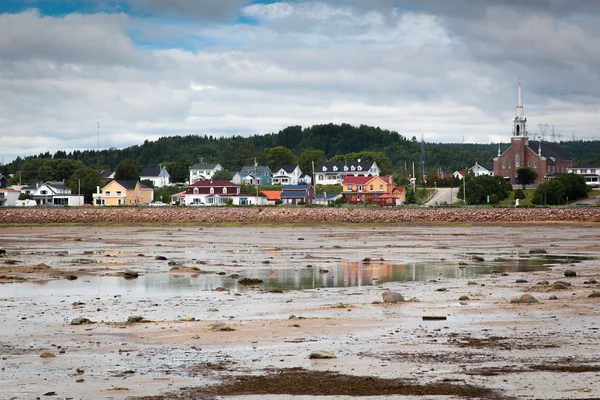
[281,192,307,199]
[342,176,371,185]
[570,164,600,169]
[240,166,270,175]
[101,170,115,178]
[281,184,311,191]
[369,176,391,184]
[188,180,239,189]
[171,191,186,198]
[140,166,161,177]
[527,141,572,161]
[190,163,221,170]
[111,180,151,190]
[261,190,282,201]
[273,165,297,174]
[392,187,405,193]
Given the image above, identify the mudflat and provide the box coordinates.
[1,223,599,399]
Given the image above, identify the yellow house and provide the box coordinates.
[93,180,153,206]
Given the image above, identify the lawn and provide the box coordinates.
[498,189,536,206]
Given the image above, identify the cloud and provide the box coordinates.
[1,0,600,165]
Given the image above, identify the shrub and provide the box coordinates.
[489,193,499,205]
[514,189,526,200]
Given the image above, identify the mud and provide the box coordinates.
[0,223,599,399]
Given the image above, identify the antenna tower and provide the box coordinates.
[551,125,556,142]
[537,123,549,141]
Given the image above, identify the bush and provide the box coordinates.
[274,199,283,205]
[514,189,526,200]
[489,193,499,205]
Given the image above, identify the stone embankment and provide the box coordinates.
[1,207,600,224]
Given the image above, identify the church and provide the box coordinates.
[493,82,573,186]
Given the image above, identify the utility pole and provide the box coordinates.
[78,179,81,206]
[254,158,258,203]
[463,167,466,205]
[97,122,100,151]
[412,162,415,193]
[312,160,315,188]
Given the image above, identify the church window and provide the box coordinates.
[516,125,520,136]
[508,162,512,169]
[515,153,520,168]
[528,161,531,167]
[534,161,537,168]
[502,161,505,169]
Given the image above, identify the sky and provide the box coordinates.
[1,0,600,163]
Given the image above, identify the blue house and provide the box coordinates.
[232,166,272,186]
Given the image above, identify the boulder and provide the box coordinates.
[210,323,235,332]
[71,318,93,325]
[510,294,539,304]
[309,350,337,359]
[584,279,598,284]
[471,256,484,262]
[40,352,56,358]
[564,270,577,277]
[155,256,168,261]
[382,290,404,303]
[123,270,139,279]
[588,292,600,298]
[536,280,549,285]
[529,249,547,254]
[458,295,470,301]
[515,279,528,283]
[127,315,144,323]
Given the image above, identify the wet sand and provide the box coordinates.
[1,223,599,399]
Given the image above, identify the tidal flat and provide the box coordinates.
[1,223,599,399]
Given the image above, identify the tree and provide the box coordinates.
[532,179,566,205]
[514,189,526,200]
[298,149,327,177]
[263,146,296,170]
[115,159,141,181]
[516,167,538,189]
[164,157,190,183]
[68,168,104,204]
[212,170,233,181]
[560,173,589,201]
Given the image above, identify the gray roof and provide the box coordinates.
[113,180,151,190]
[101,170,115,178]
[190,163,220,170]
[527,141,572,161]
[282,184,311,191]
[273,165,297,174]
[140,166,161,177]
[240,166,271,175]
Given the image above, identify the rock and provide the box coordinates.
[553,282,571,290]
[127,315,144,323]
[230,274,240,279]
[309,350,336,359]
[471,256,484,262]
[588,292,600,298]
[65,275,78,281]
[529,248,547,254]
[123,270,139,279]
[238,277,264,285]
[0,249,5,255]
[183,316,195,321]
[363,257,372,263]
[458,295,470,301]
[515,279,528,283]
[289,315,297,319]
[217,272,226,275]
[510,294,539,304]
[422,316,447,321]
[155,256,168,261]
[564,270,577,277]
[435,288,447,292]
[168,260,177,266]
[459,262,468,266]
[584,279,598,284]
[554,280,572,287]
[548,295,558,300]
[319,269,329,273]
[71,301,85,307]
[170,266,181,271]
[536,280,549,285]
[43,391,57,396]
[214,287,228,292]
[40,352,56,358]
[210,323,235,332]
[381,290,404,303]
[71,318,93,325]
[207,308,219,312]
[467,281,477,285]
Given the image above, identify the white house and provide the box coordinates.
[31,181,83,206]
[567,165,600,187]
[189,163,224,184]
[272,165,302,185]
[140,165,171,187]
[314,160,380,185]
[469,162,494,177]
[183,180,267,206]
[0,189,20,207]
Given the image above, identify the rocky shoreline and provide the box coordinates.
[1,206,600,224]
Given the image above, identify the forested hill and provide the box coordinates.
[3,123,599,181]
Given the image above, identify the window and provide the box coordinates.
[358,185,363,191]
[333,166,338,171]
[351,166,356,171]
[210,187,214,194]
[370,185,374,191]
[41,190,47,195]
[533,161,537,168]
[223,187,227,194]
[319,175,324,180]
[379,185,383,190]
[527,161,531,167]
[344,166,348,171]
[116,191,122,196]
[508,162,512,169]
[348,185,353,191]
[193,187,199,194]
[515,153,520,168]
[106,191,111,196]
[322,167,327,171]
[592,169,596,174]
[502,161,505,169]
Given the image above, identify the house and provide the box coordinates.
[189,163,224,184]
[342,176,395,204]
[470,162,493,177]
[315,160,380,185]
[31,181,84,206]
[378,187,406,206]
[453,170,468,180]
[171,191,186,206]
[93,180,153,206]
[567,165,600,187]
[232,166,272,186]
[280,185,314,205]
[100,170,116,184]
[493,81,573,185]
[313,193,341,206]
[184,180,241,206]
[0,189,20,207]
[0,174,8,189]
[299,174,312,185]
[272,165,302,186]
[140,165,170,188]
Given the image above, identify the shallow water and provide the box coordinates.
[1,256,571,298]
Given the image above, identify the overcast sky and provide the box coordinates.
[1,0,599,163]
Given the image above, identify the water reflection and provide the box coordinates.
[2,256,566,298]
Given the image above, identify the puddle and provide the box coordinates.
[1,256,570,298]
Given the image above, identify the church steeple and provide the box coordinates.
[513,78,527,139]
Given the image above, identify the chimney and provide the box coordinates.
[96,186,100,194]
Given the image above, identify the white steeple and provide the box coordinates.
[512,78,527,139]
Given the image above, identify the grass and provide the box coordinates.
[498,189,536,207]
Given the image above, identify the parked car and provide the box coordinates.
[15,199,37,207]
[189,202,205,206]
[148,201,168,207]
[575,202,592,207]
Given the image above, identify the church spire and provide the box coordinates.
[516,77,524,119]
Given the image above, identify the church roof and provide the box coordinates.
[527,141,572,161]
